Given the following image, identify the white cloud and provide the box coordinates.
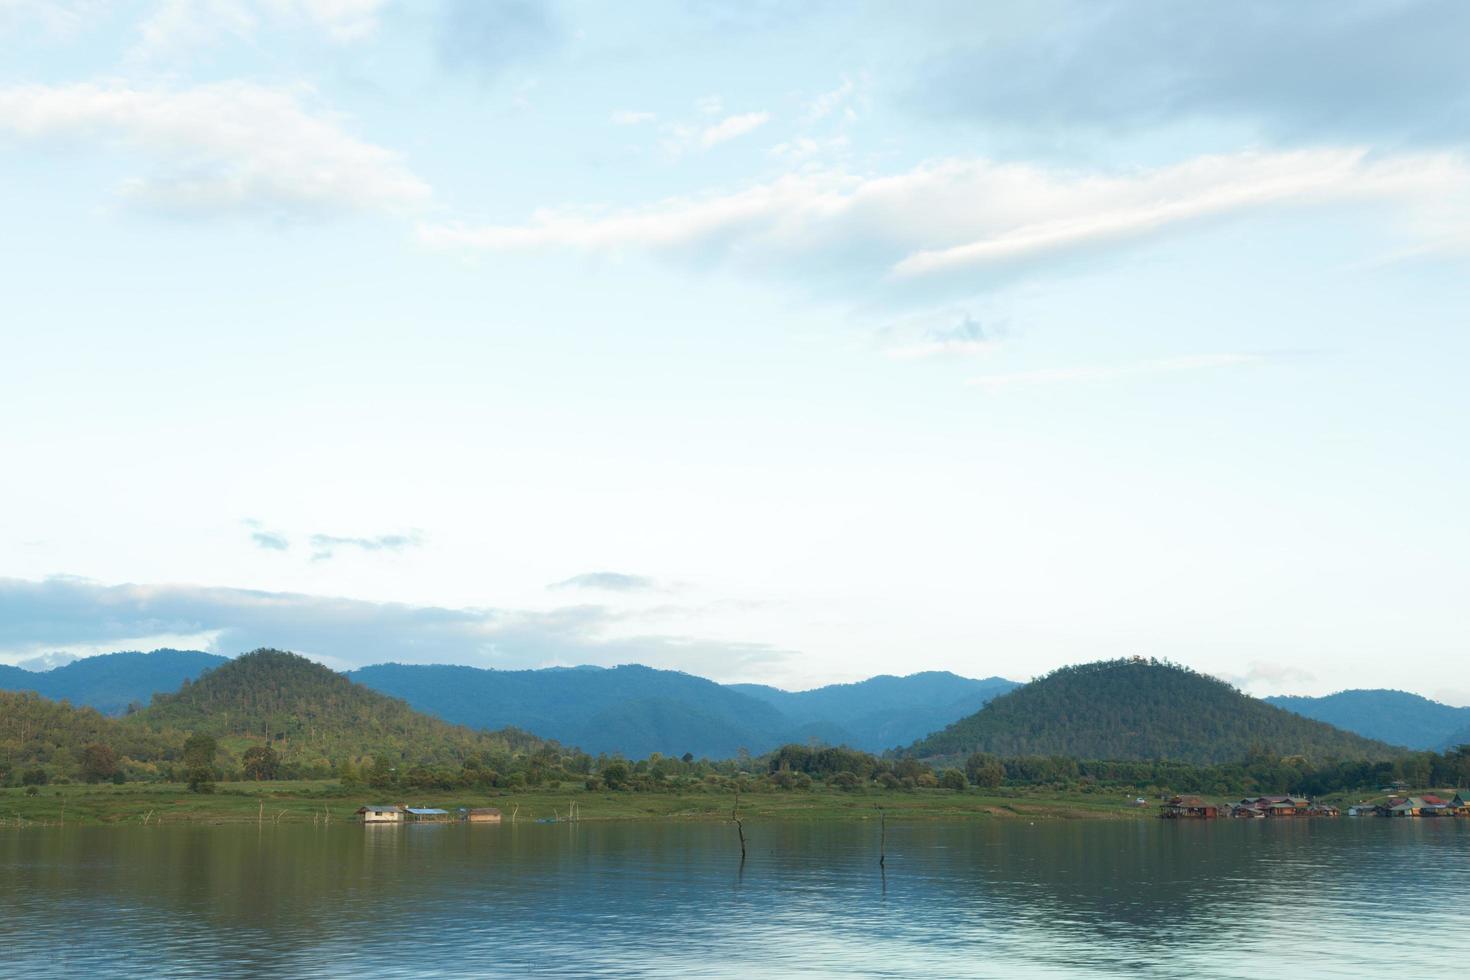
[419,147,1470,287]
[610,109,656,126]
[0,0,103,36]
[803,78,855,122]
[966,353,1273,391]
[701,111,770,148]
[135,0,386,53]
[0,81,430,218]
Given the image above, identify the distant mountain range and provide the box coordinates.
[0,649,227,715]
[9,649,1463,763]
[349,663,1019,758]
[908,658,1400,764]
[0,649,1018,759]
[1265,690,1470,751]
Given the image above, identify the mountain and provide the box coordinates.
[731,672,1020,751]
[908,658,1401,764]
[350,663,796,759]
[130,649,554,767]
[0,649,228,715]
[1442,725,1470,751]
[351,662,1022,758]
[1264,690,1470,751]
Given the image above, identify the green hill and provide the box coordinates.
[908,658,1400,764]
[129,649,556,769]
[0,649,228,715]
[1265,689,1470,751]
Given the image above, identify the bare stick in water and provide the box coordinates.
[732,791,747,862]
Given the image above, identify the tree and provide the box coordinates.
[242,745,281,781]
[367,754,394,791]
[939,768,968,792]
[183,733,217,793]
[602,761,631,790]
[80,743,119,783]
[965,752,1005,789]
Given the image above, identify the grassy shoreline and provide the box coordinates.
[0,780,1152,827]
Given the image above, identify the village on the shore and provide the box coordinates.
[1159,791,1470,819]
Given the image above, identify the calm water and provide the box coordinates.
[3,818,1468,978]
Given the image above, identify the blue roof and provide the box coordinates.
[405,808,448,815]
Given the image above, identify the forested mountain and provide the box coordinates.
[0,649,228,715]
[908,658,1400,764]
[350,663,797,758]
[350,662,1021,757]
[731,672,1020,750]
[130,650,556,770]
[1264,690,1470,751]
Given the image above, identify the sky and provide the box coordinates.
[1,0,1468,702]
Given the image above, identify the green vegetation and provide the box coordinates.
[910,658,1400,764]
[129,649,557,773]
[0,779,1145,827]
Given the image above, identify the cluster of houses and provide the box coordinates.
[356,804,502,824]
[1160,791,1470,819]
[1347,793,1470,817]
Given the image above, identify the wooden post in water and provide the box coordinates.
[732,791,747,863]
[878,807,886,868]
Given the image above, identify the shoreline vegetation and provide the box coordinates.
[2,780,1463,828]
[0,781,1159,827]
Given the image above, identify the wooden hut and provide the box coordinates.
[357,805,403,824]
[1159,795,1218,819]
[465,807,503,824]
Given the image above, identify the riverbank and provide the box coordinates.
[0,780,1149,826]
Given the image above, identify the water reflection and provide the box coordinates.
[3,819,1467,978]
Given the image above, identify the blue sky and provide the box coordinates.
[1,0,1468,701]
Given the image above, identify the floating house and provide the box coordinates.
[1229,796,1311,818]
[1453,792,1470,815]
[404,807,451,823]
[357,805,404,824]
[465,807,503,823]
[1387,797,1426,817]
[1160,795,1218,819]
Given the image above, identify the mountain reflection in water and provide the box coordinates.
[4,818,1467,978]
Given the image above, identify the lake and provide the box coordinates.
[4,818,1468,977]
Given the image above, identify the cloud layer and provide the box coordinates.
[420,148,1468,293]
[548,572,657,592]
[0,576,783,676]
[0,81,430,217]
[915,0,1470,146]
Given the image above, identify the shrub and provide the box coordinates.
[939,768,968,791]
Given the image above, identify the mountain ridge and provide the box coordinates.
[909,658,1400,764]
[1264,689,1470,751]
